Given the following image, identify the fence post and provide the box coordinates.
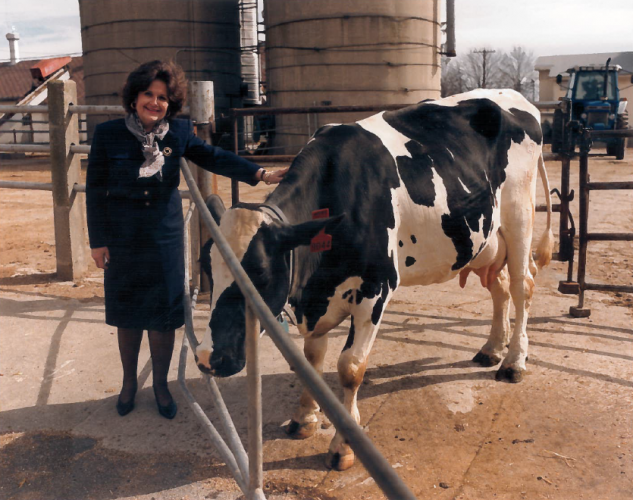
[189,81,216,293]
[48,80,87,281]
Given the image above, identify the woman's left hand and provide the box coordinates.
[263,166,289,185]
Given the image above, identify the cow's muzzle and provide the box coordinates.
[208,353,246,378]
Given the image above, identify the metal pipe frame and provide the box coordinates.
[0,104,191,115]
[179,158,417,500]
[179,204,251,495]
[570,129,633,317]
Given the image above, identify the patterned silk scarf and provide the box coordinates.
[124,113,170,179]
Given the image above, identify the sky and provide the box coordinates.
[1,0,632,63]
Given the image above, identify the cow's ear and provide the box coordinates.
[278,214,345,252]
[205,194,226,226]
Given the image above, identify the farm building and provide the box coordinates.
[0,51,85,147]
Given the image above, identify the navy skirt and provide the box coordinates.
[103,199,185,331]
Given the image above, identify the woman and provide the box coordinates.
[86,60,287,419]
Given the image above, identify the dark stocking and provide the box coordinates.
[148,329,175,407]
[117,328,143,403]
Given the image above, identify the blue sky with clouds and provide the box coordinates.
[1,0,632,62]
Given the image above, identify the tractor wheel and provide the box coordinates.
[551,109,564,153]
[616,110,629,160]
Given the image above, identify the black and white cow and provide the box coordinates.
[196,89,554,471]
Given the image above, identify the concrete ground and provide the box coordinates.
[1,262,632,500]
[1,154,632,499]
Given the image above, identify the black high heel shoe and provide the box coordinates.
[153,386,177,419]
[116,381,137,416]
[116,396,135,416]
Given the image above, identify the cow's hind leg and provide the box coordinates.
[496,222,535,383]
[473,267,511,367]
[287,334,328,439]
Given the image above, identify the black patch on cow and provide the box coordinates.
[269,124,401,332]
[393,140,437,207]
[343,316,355,351]
[383,98,540,270]
[405,256,416,267]
[342,289,352,299]
[371,281,390,325]
[398,240,403,247]
[509,108,543,144]
[469,101,502,140]
[410,235,417,244]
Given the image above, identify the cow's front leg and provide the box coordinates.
[473,268,511,367]
[326,307,384,471]
[287,334,328,439]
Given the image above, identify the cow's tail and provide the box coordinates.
[534,153,554,270]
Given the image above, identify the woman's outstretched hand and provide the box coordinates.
[91,247,110,269]
[259,166,290,185]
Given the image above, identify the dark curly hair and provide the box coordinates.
[122,60,187,117]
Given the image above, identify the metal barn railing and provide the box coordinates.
[570,128,633,317]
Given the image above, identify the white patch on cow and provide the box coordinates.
[209,209,269,310]
[357,112,411,159]
[357,112,461,286]
[446,148,455,160]
[459,178,471,193]
[429,88,541,123]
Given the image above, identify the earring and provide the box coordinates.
[131,102,136,110]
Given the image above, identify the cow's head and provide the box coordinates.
[196,195,343,377]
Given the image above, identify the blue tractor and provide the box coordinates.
[552,59,631,159]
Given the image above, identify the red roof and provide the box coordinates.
[30,56,73,80]
[0,56,84,104]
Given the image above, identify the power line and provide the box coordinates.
[474,48,496,88]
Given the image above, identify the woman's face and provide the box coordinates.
[134,79,169,131]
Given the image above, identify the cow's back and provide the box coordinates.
[351,90,543,286]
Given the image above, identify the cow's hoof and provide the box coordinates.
[495,366,525,383]
[473,351,502,367]
[325,451,355,471]
[286,420,318,440]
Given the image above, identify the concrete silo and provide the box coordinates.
[264,0,443,154]
[78,0,243,135]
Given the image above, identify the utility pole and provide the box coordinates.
[474,49,496,88]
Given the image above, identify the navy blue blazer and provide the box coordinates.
[86,117,261,249]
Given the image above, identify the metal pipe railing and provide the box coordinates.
[0,104,191,116]
[179,204,250,494]
[179,158,417,500]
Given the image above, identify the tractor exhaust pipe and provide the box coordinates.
[603,57,611,100]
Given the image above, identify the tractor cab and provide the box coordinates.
[563,65,623,131]
[554,61,630,159]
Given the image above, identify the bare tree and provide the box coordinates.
[441,56,467,97]
[441,46,537,99]
[461,48,505,89]
[499,46,537,99]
